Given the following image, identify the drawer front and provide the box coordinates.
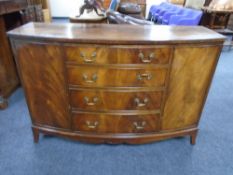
[64,46,172,65]
[70,90,163,111]
[72,114,160,133]
[67,66,167,87]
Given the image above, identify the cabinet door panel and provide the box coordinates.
[16,43,70,129]
[162,46,221,130]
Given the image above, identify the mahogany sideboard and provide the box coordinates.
[8,23,225,145]
[0,0,27,109]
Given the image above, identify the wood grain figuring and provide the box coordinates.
[7,23,225,45]
[8,23,225,145]
[70,90,163,111]
[15,43,70,129]
[72,114,160,133]
[64,45,172,65]
[162,46,222,130]
[67,66,168,87]
[0,0,28,109]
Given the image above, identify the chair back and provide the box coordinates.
[186,9,203,18]
[109,0,119,11]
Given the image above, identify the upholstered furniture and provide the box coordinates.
[119,0,146,17]
[168,8,203,25]
[107,11,153,24]
[8,23,224,145]
[118,2,143,19]
[149,2,203,26]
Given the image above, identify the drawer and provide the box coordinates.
[70,90,163,111]
[67,66,167,87]
[64,46,172,65]
[72,114,160,133]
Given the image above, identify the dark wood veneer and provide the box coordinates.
[8,23,225,145]
[0,0,27,109]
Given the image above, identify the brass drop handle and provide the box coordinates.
[138,52,155,63]
[86,121,99,129]
[84,97,99,106]
[137,73,152,81]
[83,73,98,83]
[80,52,97,63]
[133,121,146,130]
[134,97,149,107]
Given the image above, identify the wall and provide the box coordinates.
[185,0,205,9]
[50,0,84,17]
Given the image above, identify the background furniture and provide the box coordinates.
[21,4,44,22]
[107,10,153,24]
[0,0,47,109]
[27,0,51,22]
[200,0,233,50]
[168,8,203,25]
[201,0,233,29]
[118,2,143,19]
[120,0,146,17]
[228,15,233,30]
[149,2,203,26]
[0,0,28,109]
[201,7,233,29]
[9,23,224,144]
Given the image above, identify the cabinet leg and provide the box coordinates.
[32,127,40,143]
[0,96,8,110]
[190,130,198,145]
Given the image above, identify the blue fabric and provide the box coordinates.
[150,2,174,21]
[0,50,233,175]
[150,2,203,26]
[169,8,203,26]
[109,0,118,11]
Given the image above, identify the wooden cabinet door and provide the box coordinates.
[162,46,222,130]
[14,42,71,129]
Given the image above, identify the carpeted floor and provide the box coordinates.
[0,50,233,175]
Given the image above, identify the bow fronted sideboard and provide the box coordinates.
[8,23,225,145]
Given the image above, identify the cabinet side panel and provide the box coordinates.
[16,43,70,129]
[162,46,221,130]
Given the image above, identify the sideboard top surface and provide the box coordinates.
[8,22,225,44]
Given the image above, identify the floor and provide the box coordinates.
[0,50,233,175]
